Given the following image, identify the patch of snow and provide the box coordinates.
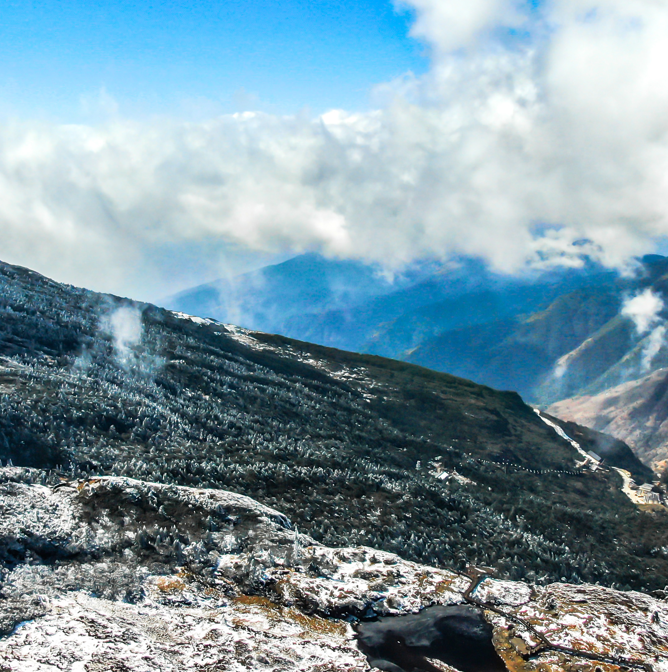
[170,311,218,326]
[0,592,367,671]
[474,578,532,606]
[431,468,474,486]
[534,409,593,463]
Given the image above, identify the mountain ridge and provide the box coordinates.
[166,253,668,404]
[167,253,668,466]
[0,257,665,593]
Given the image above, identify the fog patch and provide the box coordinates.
[220,271,269,330]
[622,289,667,372]
[103,306,144,368]
[553,357,569,381]
[640,324,666,372]
[622,289,664,335]
[85,303,166,377]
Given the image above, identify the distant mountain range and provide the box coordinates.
[167,253,668,467]
[1,257,664,592]
[166,252,437,341]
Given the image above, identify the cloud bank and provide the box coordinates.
[2,0,668,297]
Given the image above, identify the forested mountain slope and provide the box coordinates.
[405,285,624,400]
[170,254,668,410]
[0,259,665,592]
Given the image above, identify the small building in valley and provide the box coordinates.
[639,483,662,504]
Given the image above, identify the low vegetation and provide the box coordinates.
[1,259,667,592]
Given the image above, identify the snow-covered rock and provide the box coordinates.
[1,468,666,671]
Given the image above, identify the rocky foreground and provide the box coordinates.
[0,467,666,672]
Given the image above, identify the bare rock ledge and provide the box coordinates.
[1,467,666,671]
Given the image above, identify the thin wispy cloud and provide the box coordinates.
[1,0,668,298]
[622,289,664,337]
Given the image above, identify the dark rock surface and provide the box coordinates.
[357,604,506,672]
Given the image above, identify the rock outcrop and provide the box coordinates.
[1,468,666,671]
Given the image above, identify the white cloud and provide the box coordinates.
[621,288,664,335]
[641,323,666,372]
[621,287,667,372]
[395,0,524,54]
[2,0,668,298]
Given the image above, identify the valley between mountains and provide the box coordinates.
[1,258,668,671]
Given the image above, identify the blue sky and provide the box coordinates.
[0,0,428,120]
[0,0,666,301]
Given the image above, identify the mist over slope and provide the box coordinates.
[166,253,417,336]
[0,258,665,592]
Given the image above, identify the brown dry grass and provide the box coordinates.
[232,595,348,638]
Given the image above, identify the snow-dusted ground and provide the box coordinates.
[534,409,594,465]
[2,591,368,672]
[486,582,668,672]
[170,311,219,327]
[172,310,381,398]
[1,468,667,671]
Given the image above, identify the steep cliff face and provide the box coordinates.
[1,469,666,672]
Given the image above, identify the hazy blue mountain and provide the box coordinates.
[165,252,434,336]
[407,284,624,400]
[278,257,501,351]
[168,254,614,351]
